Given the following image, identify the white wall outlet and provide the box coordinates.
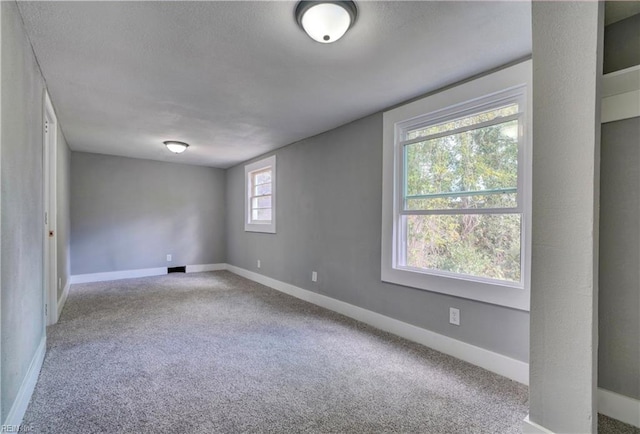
[311,271,318,282]
[58,277,62,290]
[257,259,261,269]
[449,308,460,326]
[166,254,172,262]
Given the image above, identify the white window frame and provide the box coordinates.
[245,155,276,234]
[381,60,532,311]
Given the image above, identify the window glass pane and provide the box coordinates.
[403,214,521,282]
[254,182,272,196]
[404,119,518,210]
[252,196,272,209]
[252,208,272,222]
[406,104,518,141]
[253,170,272,185]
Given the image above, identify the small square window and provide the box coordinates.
[245,156,276,233]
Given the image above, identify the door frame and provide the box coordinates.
[43,90,58,326]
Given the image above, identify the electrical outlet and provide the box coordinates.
[167,254,172,262]
[257,259,261,269]
[449,308,460,326]
[311,271,318,282]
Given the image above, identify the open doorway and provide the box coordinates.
[43,91,58,326]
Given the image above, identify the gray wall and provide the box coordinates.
[70,152,226,275]
[1,1,46,422]
[598,11,640,402]
[57,130,71,299]
[603,13,640,74]
[599,117,640,401]
[226,113,530,363]
[529,2,602,433]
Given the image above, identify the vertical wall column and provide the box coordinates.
[529,2,603,433]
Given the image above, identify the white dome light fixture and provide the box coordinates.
[164,141,189,154]
[295,1,357,44]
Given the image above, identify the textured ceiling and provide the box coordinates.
[18,1,531,168]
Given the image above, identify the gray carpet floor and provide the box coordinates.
[20,271,635,433]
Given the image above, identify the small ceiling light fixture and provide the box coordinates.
[164,141,189,154]
[295,1,357,44]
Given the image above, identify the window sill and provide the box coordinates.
[397,265,525,290]
[381,264,530,311]
[244,223,276,234]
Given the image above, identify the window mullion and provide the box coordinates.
[400,207,522,216]
[250,194,272,200]
[405,187,517,201]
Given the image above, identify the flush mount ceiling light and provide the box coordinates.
[295,1,357,44]
[164,141,189,154]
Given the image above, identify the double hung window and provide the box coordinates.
[381,61,532,310]
[399,91,525,284]
[245,155,276,233]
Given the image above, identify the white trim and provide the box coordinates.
[522,416,556,434]
[244,155,276,234]
[602,64,640,98]
[598,388,640,428]
[3,336,46,427]
[185,263,226,273]
[602,91,640,123]
[602,65,640,123]
[43,91,58,326]
[381,60,532,311]
[225,264,529,385]
[70,267,167,284]
[70,263,227,284]
[57,281,70,318]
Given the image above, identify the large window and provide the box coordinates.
[381,61,531,310]
[402,93,524,283]
[245,155,276,233]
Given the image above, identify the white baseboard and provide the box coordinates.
[225,264,529,385]
[523,416,555,434]
[186,263,226,273]
[3,336,46,427]
[70,267,167,284]
[522,390,640,432]
[70,263,227,284]
[57,280,70,318]
[599,388,640,428]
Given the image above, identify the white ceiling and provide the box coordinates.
[18,1,531,168]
